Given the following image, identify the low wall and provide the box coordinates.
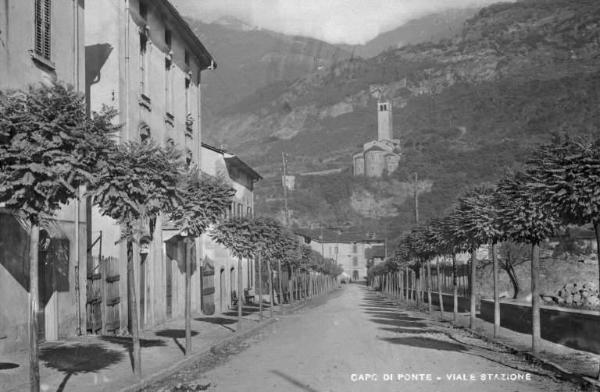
[400,289,471,313]
[480,299,600,355]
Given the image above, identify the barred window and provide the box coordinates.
[35,0,52,60]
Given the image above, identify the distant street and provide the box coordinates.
[148,284,580,392]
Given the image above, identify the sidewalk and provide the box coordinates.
[0,301,298,392]
[377,291,600,390]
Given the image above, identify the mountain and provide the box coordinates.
[339,8,479,58]
[186,18,353,117]
[203,0,600,242]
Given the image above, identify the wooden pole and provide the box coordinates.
[452,254,458,323]
[492,243,500,337]
[184,239,191,355]
[29,224,40,392]
[277,259,284,306]
[268,261,274,318]
[237,257,243,331]
[469,249,477,329]
[531,243,541,353]
[127,239,142,377]
[426,259,432,314]
[437,258,444,319]
[258,254,263,320]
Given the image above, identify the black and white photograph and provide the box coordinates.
[1,0,600,391]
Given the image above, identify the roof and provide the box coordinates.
[150,0,216,70]
[224,154,262,181]
[201,142,226,154]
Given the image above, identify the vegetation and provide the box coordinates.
[0,83,117,391]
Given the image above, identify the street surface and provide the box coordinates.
[147,284,582,392]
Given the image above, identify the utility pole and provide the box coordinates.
[413,172,419,225]
[281,152,290,227]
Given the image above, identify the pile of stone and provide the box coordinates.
[556,282,600,308]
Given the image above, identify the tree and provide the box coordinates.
[168,167,235,355]
[496,241,529,299]
[90,141,182,377]
[496,171,561,353]
[0,83,117,391]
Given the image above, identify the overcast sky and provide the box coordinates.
[172,0,502,45]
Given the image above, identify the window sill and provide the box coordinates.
[30,51,56,71]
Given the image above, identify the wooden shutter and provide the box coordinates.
[35,0,51,60]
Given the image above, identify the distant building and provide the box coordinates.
[0,0,86,353]
[199,143,262,314]
[353,100,402,177]
[297,228,386,281]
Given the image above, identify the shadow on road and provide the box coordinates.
[155,329,200,355]
[379,327,439,334]
[270,369,321,392]
[99,336,166,372]
[40,342,124,392]
[195,317,237,332]
[379,336,467,352]
[369,318,429,328]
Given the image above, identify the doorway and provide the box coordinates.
[219,268,225,313]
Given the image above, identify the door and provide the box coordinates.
[219,269,225,313]
[39,237,69,341]
[166,253,172,318]
[229,267,235,307]
[200,261,215,315]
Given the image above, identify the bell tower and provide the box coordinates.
[377,100,393,141]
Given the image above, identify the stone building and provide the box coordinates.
[353,100,402,177]
[0,0,87,353]
[85,0,215,332]
[199,143,262,314]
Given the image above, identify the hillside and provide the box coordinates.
[203,0,600,242]
[186,18,353,117]
[339,8,478,58]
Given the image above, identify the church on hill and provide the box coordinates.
[352,100,401,177]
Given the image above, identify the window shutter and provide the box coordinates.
[34,0,52,60]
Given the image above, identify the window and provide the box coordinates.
[247,206,252,217]
[352,256,358,266]
[34,0,52,60]
[237,203,243,217]
[184,50,190,68]
[165,57,173,115]
[164,29,172,49]
[352,243,357,253]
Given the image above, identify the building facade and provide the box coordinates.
[306,232,385,282]
[0,0,87,353]
[199,143,262,314]
[353,100,402,178]
[85,0,215,332]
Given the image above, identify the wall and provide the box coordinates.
[0,0,86,352]
[480,299,600,355]
[85,0,206,332]
[365,149,385,177]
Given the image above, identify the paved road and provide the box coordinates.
[153,284,581,392]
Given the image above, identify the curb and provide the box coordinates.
[117,317,277,392]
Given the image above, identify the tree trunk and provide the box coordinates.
[127,239,142,377]
[237,257,243,331]
[469,249,477,329]
[277,259,284,306]
[452,254,458,323]
[531,242,541,354]
[492,242,500,338]
[437,258,444,319]
[505,262,520,299]
[426,259,432,314]
[594,222,600,380]
[268,261,274,318]
[29,224,40,392]
[258,254,263,320]
[184,239,191,355]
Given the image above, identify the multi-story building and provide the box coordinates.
[352,100,402,178]
[0,0,87,353]
[85,0,215,332]
[300,229,386,281]
[199,143,262,314]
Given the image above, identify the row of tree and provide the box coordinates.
[368,134,600,378]
[0,84,340,391]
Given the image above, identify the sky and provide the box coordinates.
[171,0,502,45]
